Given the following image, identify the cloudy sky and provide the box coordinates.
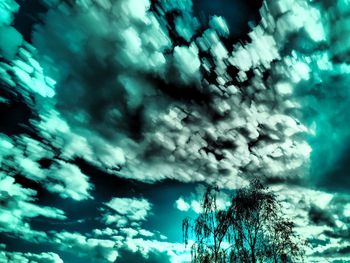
[1,0,350,262]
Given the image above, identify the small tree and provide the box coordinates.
[182,186,230,262]
[183,179,305,263]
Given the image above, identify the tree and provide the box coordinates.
[183,179,305,263]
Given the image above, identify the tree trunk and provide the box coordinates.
[251,250,256,263]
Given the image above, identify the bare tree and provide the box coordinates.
[183,179,305,263]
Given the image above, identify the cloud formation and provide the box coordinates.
[0,245,63,263]
[0,0,312,188]
[1,0,350,261]
[0,134,92,201]
[105,197,151,222]
[0,5,327,231]
[0,171,66,241]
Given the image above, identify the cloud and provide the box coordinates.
[53,231,118,263]
[272,184,350,260]
[0,134,93,201]
[51,227,189,263]
[47,197,188,263]
[0,246,63,263]
[173,44,201,83]
[33,110,126,171]
[209,16,229,38]
[123,238,189,262]
[1,0,350,262]
[45,161,92,201]
[2,0,308,188]
[175,197,190,212]
[308,205,335,227]
[0,0,316,189]
[104,197,152,222]
[0,172,66,242]
[0,42,56,98]
[175,185,231,214]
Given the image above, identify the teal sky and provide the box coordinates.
[1,0,350,262]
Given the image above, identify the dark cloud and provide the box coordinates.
[308,205,335,227]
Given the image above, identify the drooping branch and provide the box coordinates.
[182,179,306,263]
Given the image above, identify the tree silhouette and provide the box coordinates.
[183,179,305,263]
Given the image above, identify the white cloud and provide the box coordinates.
[175,186,231,214]
[139,229,154,237]
[0,248,63,263]
[46,161,92,201]
[53,231,118,263]
[271,185,350,259]
[0,133,93,201]
[124,238,190,263]
[175,197,190,212]
[173,44,201,83]
[105,197,151,221]
[0,173,66,241]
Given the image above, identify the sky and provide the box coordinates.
[0,0,350,262]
